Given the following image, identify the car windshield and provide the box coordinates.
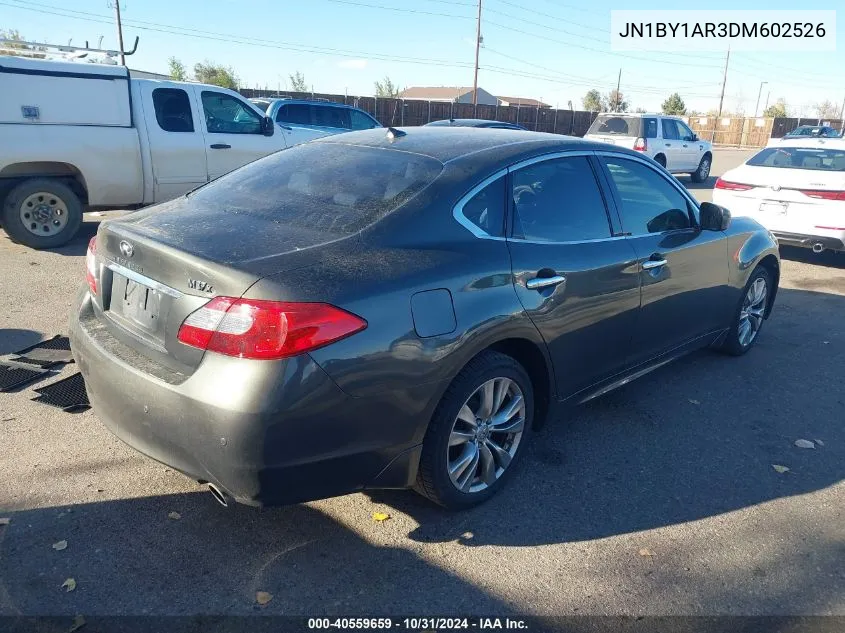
[587,115,642,137]
[747,147,845,171]
[189,143,443,234]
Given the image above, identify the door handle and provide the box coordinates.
[682,143,689,148]
[664,143,672,147]
[642,258,668,270]
[526,275,566,290]
[209,143,231,149]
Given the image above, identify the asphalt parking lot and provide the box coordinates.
[1,148,844,619]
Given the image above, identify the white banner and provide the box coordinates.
[611,10,836,51]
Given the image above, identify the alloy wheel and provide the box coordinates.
[738,276,767,346]
[447,377,526,493]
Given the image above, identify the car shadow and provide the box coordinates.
[367,287,844,551]
[0,328,46,356]
[0,213,121,258]
[682,175,716,190]
[779,245,845,270]
[0,492,515,619]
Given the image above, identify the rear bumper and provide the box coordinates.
[772,232,845,252]
[69,289,423,506]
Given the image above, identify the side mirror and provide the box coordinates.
[691,134,699,141]
[699,201,731,231]
[261,116,275,136]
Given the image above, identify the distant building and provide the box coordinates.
[398,86,498,105]
[397,86,550,108]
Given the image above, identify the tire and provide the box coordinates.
[1,179,83,249]
[690,154,711,183]
[654,154,667,168]
[719,266,771,356]
[415,350,534,510]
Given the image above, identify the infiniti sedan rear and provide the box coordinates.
[71,128,780,510]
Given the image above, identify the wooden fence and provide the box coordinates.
[238,88,600,136]
[686,115,844,147]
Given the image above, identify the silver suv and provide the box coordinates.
[585,113,713,182]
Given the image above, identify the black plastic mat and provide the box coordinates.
[11,335,73,368]
[31,372,90,412]
[0,362,48,392]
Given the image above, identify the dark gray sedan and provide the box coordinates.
[70,128,780,510]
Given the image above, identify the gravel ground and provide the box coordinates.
[0,149,843,619]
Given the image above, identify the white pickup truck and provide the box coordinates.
[0,56,327,248]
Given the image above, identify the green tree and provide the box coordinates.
[603,89,628,112]
[582,89,602,112]
[661,92,686,115]
[168,57,187,81]
[374,76,399,98]
[634,107,647,113]
[289,71,308,93]
[0,29,46,58]
[763,98,788,118]
[193,61,238,89]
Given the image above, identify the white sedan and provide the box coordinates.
[713,139,845,254]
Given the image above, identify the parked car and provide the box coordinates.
[0,56,317,249]
[70,128,779,510]
[254,98,381,138]
[783,125,841,139]
[425,118,527,130]
[713,138,845,253]
[584,113,713,182]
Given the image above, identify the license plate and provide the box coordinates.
[112,274,161,331]
[759,201,788,215]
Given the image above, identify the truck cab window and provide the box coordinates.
[201,91,262,134]
[152,88,194,133]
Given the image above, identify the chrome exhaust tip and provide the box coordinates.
[207,483,229,507]
[812,242,825,254]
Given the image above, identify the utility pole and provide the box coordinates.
[111,0,126,65]
[839,94,845,120]
[754,81,768,117]
[614,68,621,111]
[764,91,770,114]
[713,46,730,142]
[472,0,482,105]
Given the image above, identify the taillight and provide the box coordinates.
[800,190,845,201]
[85,236,97,294]
[714,178,753,191]
[177,297,367,360]
[634,137,647,151]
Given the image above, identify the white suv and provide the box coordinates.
[585,113,713,182]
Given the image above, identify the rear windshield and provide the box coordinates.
[747,147,845,171]
[787,127,819,136]
[587,115,642,137]
[189,143,443,233]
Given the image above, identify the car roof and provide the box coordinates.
[595,112,666,118]
[315,126,629,164]
[771,138,845,148]
[425,118,522,128]
[265,98,363,109]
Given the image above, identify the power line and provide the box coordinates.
[323,0,474,19]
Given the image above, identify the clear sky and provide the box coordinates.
[2,0,843,117]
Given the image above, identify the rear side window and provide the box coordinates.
[602,157,692,235]
[587,115,642,137]
[152,88,194,133]
[661,119,680,140]
[460,177,506,237]
[511,156,612,242]
[747,147,845,171]
[189,143,443,234]
[276,104,311,125]
[643,118,658,139]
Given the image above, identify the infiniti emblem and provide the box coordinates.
[119,240,134,258]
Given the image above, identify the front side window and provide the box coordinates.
[511,156,612,242]
[201,92,262,134]
[350,109,379,130]
[677,121,695,141]
[152,88,194,133]
[459,177,506,237]
[276,104,311,125]
[661,119,680,140]
[602,157,693,235]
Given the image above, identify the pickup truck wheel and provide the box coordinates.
[2,179,83,249]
